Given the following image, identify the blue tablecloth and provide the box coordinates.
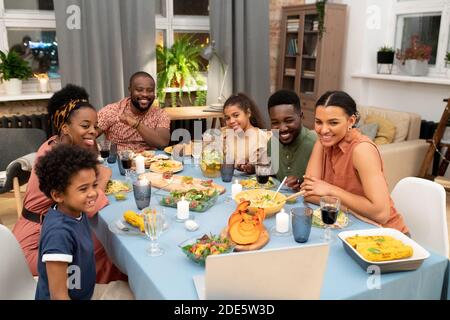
[90,160,449,300]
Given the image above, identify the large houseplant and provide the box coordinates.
[0,50,33,95]
[396,35,432,76]
[156,35,204,107]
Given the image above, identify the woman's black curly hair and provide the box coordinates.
[35,144,99,198]
[47,84,95,131]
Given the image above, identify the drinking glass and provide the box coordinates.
[133,179,151,210]
[291,206,313,243]
[191,140,202,167]
[255,163,272,187]
[118,150,133,185]
[320,196,340,242]
[144,210,164,256]
[220,163,235,183]
[98,137,111,166]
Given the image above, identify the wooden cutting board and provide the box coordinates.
[220,226,270,251]
[142,172,226,194]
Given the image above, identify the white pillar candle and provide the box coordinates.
[135,155,146,174]
[231,179,242,198]
[137,177,150,186]
[177,196,190,220]
[39,78,48,93]
[276,208,289,233]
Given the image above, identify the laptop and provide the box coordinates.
[193,243,329,300]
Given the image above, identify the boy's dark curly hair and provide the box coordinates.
[267,89,301,113]
[35,144,99,199]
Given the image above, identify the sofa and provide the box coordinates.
[357,106,429,191]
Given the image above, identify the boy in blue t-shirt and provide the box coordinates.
[34,144,99,300]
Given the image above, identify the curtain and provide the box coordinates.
[209,0,271,128]
[54,0,156,110]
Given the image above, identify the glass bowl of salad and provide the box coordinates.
[159,188,219,212]
[179,234,235,265]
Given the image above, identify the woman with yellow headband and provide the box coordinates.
[13,84,126,284]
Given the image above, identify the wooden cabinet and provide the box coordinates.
[277,3,347,129]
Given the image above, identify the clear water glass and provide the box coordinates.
[144,210,165,256]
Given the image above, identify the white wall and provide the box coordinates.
[339,0,450,122]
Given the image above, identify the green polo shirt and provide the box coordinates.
[268,127,317,181]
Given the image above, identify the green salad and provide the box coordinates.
[160,188,219,212]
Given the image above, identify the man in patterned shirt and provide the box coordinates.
[97,71,171,152]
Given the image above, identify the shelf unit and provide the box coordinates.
[277,3,347,129]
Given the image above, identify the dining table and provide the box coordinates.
[90,156,449,300]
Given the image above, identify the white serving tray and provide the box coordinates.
[338,228,430,273]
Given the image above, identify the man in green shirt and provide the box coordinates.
[267,89,316,191]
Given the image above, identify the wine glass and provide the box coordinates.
[191,140,202,167]
[98,137,111,166]
[132,179,151,210]
[320,196,340,242]
[119,150,133,185]
[255,163,272,188]
[144,210,165,256]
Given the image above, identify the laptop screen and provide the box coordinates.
[197,243,329,300]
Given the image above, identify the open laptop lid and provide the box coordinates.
[202,243,329,300]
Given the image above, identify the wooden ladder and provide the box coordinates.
[418,98,450,187]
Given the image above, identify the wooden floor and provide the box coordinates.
[1,188,450,258]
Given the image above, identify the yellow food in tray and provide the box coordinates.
[346,235,413,262]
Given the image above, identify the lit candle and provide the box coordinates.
[135,155,145,174]
[276,208,289,233]
[137,177,149,186]
[39,78,48,93]
[231,179,242,198]
[177,196,190,220]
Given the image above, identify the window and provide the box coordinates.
[393,0,450,75]
[0,0,60,80]
[156,0,210,71]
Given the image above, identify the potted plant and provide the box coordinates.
[316,0,328,40]
[156,35,204,107]
[0,50,33,95]
[395,35,432,76]
[377,46,395,64]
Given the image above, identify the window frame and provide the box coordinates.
[155,0,210,91]
[0,1,60,93]
[391,0,450,76]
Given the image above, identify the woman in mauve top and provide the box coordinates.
[300,91,408,234]
[13,85,125,283]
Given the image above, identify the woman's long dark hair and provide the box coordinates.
[223,93,265,129]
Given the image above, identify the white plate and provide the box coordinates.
[338,228,430,273]
[108,219,144,236]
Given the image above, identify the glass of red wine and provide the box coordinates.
[98,138,111,166]
[118,150,133,186]
[255,163,272,188]
[320,196,340,242]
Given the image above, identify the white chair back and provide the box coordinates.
[0,224,37,299]
[391,177,449,257]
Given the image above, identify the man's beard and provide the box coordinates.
[131,98,152,112]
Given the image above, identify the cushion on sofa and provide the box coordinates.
[364,115,396,145]
[357,122,379,141]
[357,106,410,142]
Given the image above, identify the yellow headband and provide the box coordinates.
[53,99,88,134]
